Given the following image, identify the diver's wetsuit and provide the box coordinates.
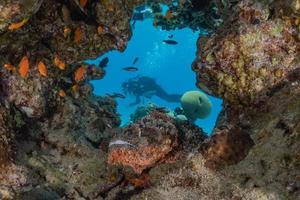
[122,76,181,106]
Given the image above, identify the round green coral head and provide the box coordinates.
[180,91,212,120]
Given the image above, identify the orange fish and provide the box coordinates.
[18,56,29,77]
[165,10,172,20]
[38,61,48,77]
[8,18,29,30]
[63,26,71,38]
[79,0,88,8]
[74,27,82,44]
[74,66,86,82]
[58,89,66,97]
[97,25,105,34]
[54,56,66,70]
[4,63,16,72]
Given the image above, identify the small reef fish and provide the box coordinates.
[97,25,106,34]
[54,56,66,70]
[8,18,29,30]
[155,106,169,113]
[109,140,136,148]
[79,0,88,8]
[165,10,172,20]
[38,61,48,77]
[122,66,138,72]
[63,26,71,38]
[106,93,126,99]
[98,57,109,68]
[4,64,16,72]
[19,56,29,77]
[132,57,139,64]
[168,34,174,38]
[163,40,178,45]
[58,89,66,97]
[74,27,82,44]
[74,66,86,82]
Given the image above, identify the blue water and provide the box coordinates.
[88,17,223,135]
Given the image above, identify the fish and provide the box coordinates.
[168,34,174,38]
[97,25,105,34]
[8,18,29,30]
[106,93,126,99]
[74,66,86,82]
[54,56,66,70]
[132,57,139,64]
[63,26,71,38]
[109,140,136,148]
[58,89,66,97]
[163,40,178,45]
[155,106,169,113]
[165,10,172,20]
[79,0,88,8]
[98,57,109,68]
[38,61,48,77]
[74,27,82,43]
[19,56,29,77]
[4,64,16,72]
[122,67,138,72]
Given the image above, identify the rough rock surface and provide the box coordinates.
[200,127,254,170]
[108,111,179,175]
[0,0,299,199]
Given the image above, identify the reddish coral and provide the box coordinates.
[108,111,178,174]
[108,144,174,175]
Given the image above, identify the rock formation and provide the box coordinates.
[0,0,299,199]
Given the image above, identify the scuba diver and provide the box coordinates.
[131,5,154,29]
[122,76,182,106]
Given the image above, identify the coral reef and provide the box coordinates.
[0,107,13,167]
[193,0,300,109]
[0,0,299,199]
[151,0,220,31]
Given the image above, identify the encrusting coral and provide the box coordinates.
[0,0,299,199]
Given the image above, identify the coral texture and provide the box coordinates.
[108,111,178,175]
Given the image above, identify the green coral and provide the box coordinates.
[180,91,212,120]
[269,22,284,37]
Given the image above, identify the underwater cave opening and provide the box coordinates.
[87,4,223,135]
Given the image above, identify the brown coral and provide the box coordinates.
[193,2,299,110]
[0,107,15,169]
[200,127,254,170]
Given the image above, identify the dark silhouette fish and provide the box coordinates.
[163,39,178,45]
[122,67,139,72]
[155,106,169,113]
[168,34,174,38]
[132,57,139,64]
[106,93,126,99]
[98,57,109,68]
